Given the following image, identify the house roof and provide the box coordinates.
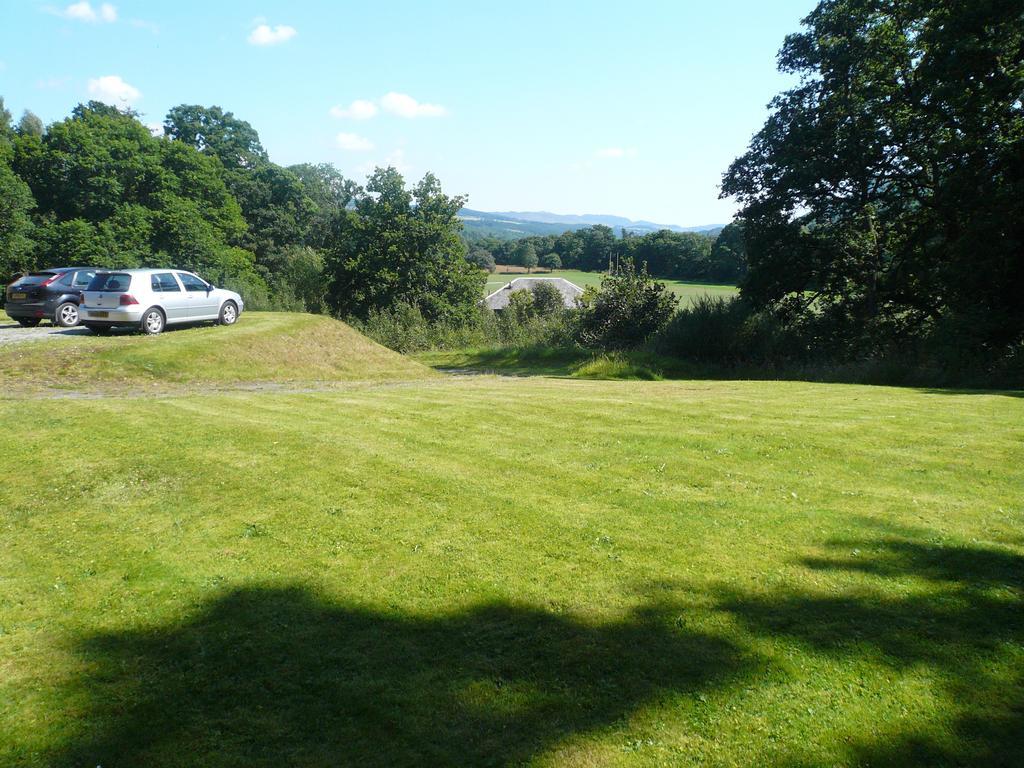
[482,277,584,311]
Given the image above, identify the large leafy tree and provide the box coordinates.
[325,168,484,321]
[0,151,35,279]
[10,102,249,279]
[722,0,1024,355]
[165,105,315,258]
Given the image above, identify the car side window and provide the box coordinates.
[72,271,95,288]
[178,273,208,292]
[56,272,75,287]
[154,273,182,293]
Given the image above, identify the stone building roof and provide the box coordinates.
[482,277,584,311]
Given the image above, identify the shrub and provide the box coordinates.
[353,301,577,354]
[575,262,677,349]
[530,282,565,318]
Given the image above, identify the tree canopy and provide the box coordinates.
[722,0,1024,359]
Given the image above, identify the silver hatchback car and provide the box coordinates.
[80,269,244,334]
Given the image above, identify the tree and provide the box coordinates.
[575,262,678,349]
[16,111,44,138]
[530,281,565,317]
[165,105,313,258]
[513,241,538,273]
[577,225,617,271]
[324,168,484,322]
[10,102,255,287]
[505,289,536,323]
[164,105,267,169]
[0,158,35,279]
[466,247,496,272]
[708,221,747,283]
[722,0,1024,360]
[539,252,561,271]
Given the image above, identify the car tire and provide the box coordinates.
[17,318,42,328]
[140,308,165,335]
[55,302,80,328]
[218,300,238,326]
[84,324,110,335]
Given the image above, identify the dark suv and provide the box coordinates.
[4,268,97,328]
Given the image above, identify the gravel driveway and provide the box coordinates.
[0,319,93,345]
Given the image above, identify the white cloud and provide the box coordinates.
[36,76,71,90]
[329,99,378,120]
[146,122,164,137]
[87,74,140,105]
[54,2,117,22]
[380,92,446,118]
[248,23,297,45]
[336,132,374,151]
[595,147,638,159]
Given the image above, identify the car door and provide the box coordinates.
[176,272,218,319]
[152,272,189,322]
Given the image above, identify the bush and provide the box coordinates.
[531,282,565,318]
[575,262,677,349]
[353,301,576,354]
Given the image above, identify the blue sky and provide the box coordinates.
[0,0,815,226]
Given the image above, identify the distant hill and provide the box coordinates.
[458,209,724,240]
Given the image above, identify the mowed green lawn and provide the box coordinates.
[2,369,1022,766]
[484,269,739,306]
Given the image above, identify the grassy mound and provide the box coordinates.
[0,311,432,393]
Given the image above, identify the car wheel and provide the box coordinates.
[55,302,80,328]
[218,300,238,326]
[16,318,42,328]
[141,308,165,335]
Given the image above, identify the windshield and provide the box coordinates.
[87,273,133,292]
[11,272,58,287]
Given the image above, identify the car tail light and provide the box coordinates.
[40,273,62,287]
[119,294,139,306]
[79,291,86,304]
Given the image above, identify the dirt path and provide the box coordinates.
[0,320,93,345]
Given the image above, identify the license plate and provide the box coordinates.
[90,311,109,318]
[10,292,26,300]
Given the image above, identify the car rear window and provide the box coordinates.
[12,272,58,287]
[87,273,133,292]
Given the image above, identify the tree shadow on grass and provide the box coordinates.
[718,534,1024,767]
[47,592,751,767]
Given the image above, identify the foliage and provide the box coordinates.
[354,300,574,354]
[16,111,43,138]
[475,223,744,283]
[325,168,484,322]
[529,281,565,318]
[465,246,495,272]
[575,262,678,349]
[722,0,1024,370]
[0,154,35,281]
[505,289,537,323]
[539,251,561,270]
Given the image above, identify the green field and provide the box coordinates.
[485,269,739,306]
[1,314,1022,766]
